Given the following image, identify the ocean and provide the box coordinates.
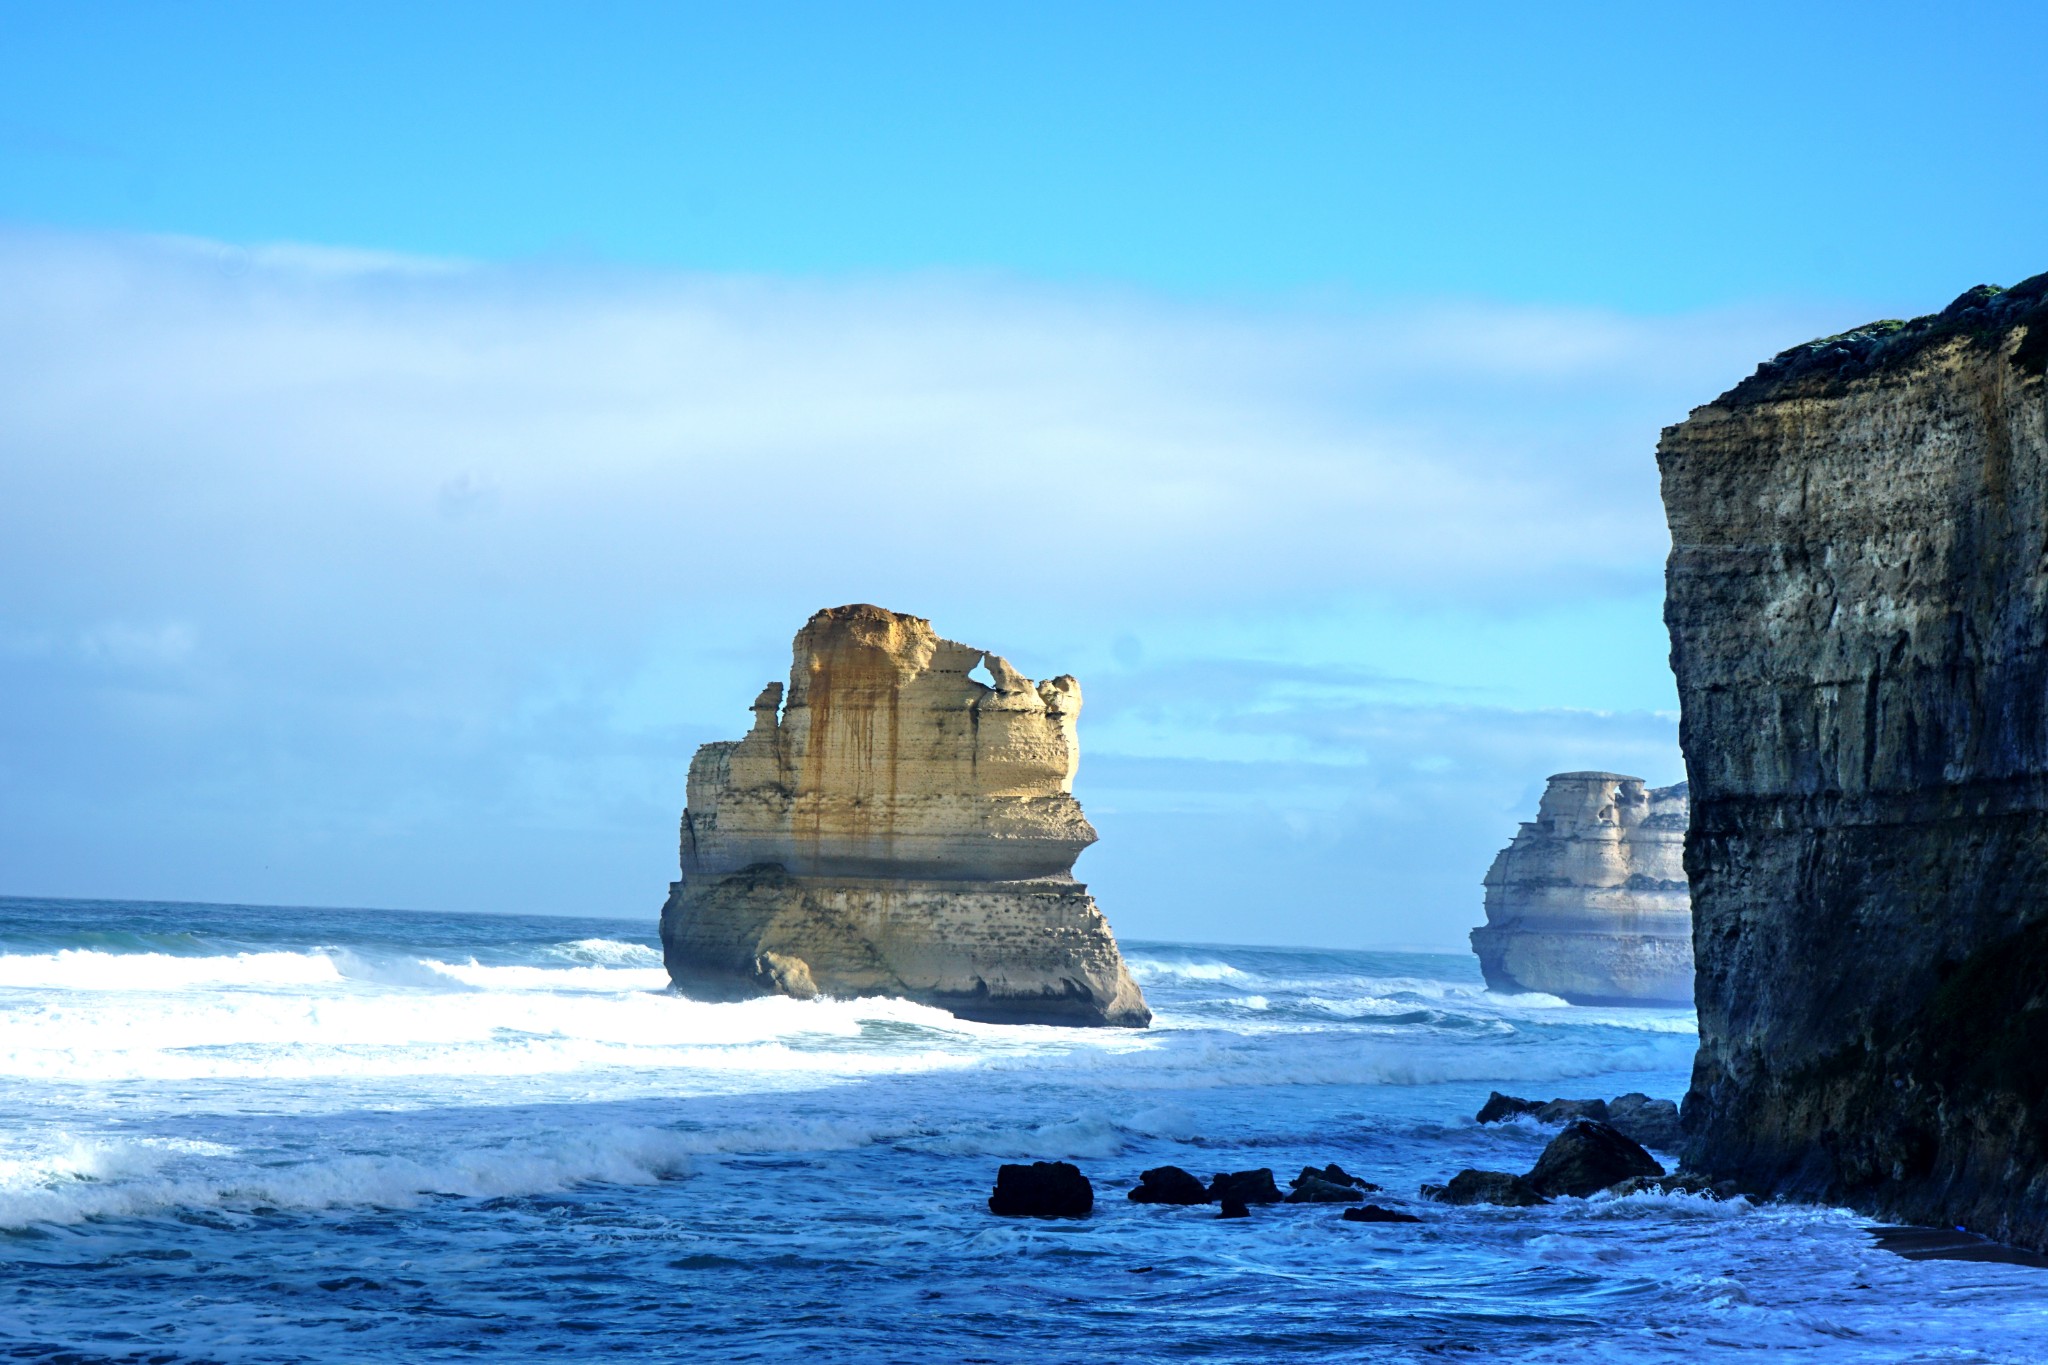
[0,895,2041,1362]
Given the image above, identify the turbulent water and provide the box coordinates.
[0,897,2042,1362]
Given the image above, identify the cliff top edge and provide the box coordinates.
[1711,270,2048,409]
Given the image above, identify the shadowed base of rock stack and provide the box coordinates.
[660,866,1148,1026]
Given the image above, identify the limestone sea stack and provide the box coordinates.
[1661,274,2048,1249]
[1469,772,1692,1004]
[659,604,1151,1027]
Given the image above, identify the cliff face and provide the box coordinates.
[1661,275,2048,1248]
[662,605,1150,1027]
[1470,772,1693,1005]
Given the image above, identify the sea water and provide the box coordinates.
[0,896,2041,1362]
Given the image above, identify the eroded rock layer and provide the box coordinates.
[1470,772,1692,1004]
[1661,274,2048,1249]
[661,605,1150,1027]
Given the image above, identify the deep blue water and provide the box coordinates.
[0,895,2041,1362]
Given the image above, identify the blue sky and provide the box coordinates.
[2,3,2041,947]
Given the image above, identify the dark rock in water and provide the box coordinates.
[1216,1198,1250,1219]
[1342,1204,1424,1224]
[1290,1163,1378,1192]
[1473,1092,1609,1126]
[1127,1165,1209,1205]
[1207,1169,1283,1205]
[1420,1170,1548,1207]
[1474,1091,1539,1124]
[1525,1120,1662,1198]
[1662,270,2048,1251]
[1284,1175,1365,1204]
[1605,1093,1683,1151]
[1476,1090,1681,1151]
[1533,1098,1608,1125]
[988,1161,1093,1217]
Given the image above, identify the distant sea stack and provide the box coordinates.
[1661,274,2048,1249]
[1469,772,1692,1005]
[659,605,1151,1027]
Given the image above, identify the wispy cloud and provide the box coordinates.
[0,229,1841,941]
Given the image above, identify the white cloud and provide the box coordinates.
[0,229,1846,941]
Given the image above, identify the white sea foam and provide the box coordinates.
[1124,956,1254,984]
[0,1127,695,1228]
[543,937,665,967]
[0,947,344,991]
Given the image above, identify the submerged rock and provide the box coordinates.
[1524,1120,1663,1198]
[1207,1169,1284,1205]
[1284,1176,1365,1204]
[1342,1205,1424,1224]
[1607,1172,1739,1200]
[659,605,1150,1028]
[988,1161,1093,1217]
[1216,1199,1250,1219]
[1127,1166,1209,1205]
[1289,1163,1378,1192]
[1470,772,1693,1004]
[1662,272,2048,1250]
[1420,1170,1548,1207]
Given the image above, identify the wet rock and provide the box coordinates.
[1605,1093,1683,1151]
[1290,1163,1379,1192]
[1216,1199,1250,1219]
[1475,1090,1682,1150]
[1420,1169,1549,1207]
[1207,1169,1283,1205]
[1607,1172,1738,1200]
[1525,1120,1663,1198]
[1534,1099,1609,1125]
[1126,1165,1209,1205]
[1284,1175,1365,1204]
[988,1161,1093,1217]
[1342,1205,1424,1224]
[1474,1091,1539,1124]
[1473,1093,1609,1125]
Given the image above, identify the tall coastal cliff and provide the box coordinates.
[1661,275,2048,1248]
[660,605,1150,1027]
[1470,772,1692,1005]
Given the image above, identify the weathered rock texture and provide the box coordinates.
[660,604,1150,1027]
[1661,274,2048,1249]
[1470,772,1693,1004]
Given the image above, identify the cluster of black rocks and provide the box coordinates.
[988,1160,1420,1223]
[987,1091,1716,1220]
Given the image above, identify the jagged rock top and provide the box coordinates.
[680,604,1097,881]
[1716,272,2048,406]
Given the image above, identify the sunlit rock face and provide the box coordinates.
[1469,772,1693,1005]
[1662,274,2048,1249]
[661,605,1150,1027]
